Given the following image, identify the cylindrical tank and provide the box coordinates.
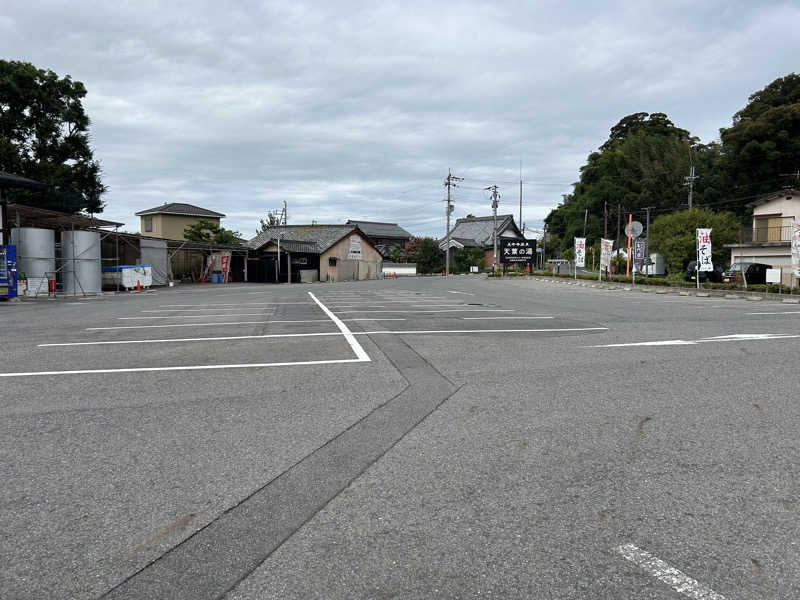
[10,227,56,278]
[61,230,101,294]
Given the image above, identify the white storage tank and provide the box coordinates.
[11,227,56,296]
[11,227,56,277]
[62,230,101,294]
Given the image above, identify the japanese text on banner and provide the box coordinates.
[792,220,800,277]
[599,238,614,269]
[574,238,586,268]
[696,228,713,272]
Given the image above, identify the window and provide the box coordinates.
[143,216,153,232]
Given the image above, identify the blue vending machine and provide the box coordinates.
[0,244,18,299]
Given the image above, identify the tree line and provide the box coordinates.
[544,73,800,273]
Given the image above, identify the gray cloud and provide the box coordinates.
[2,0,798,238]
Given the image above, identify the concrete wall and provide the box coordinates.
[320,232,382,282]
[140,214,221,240]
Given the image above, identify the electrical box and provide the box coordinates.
[0,244,18,298]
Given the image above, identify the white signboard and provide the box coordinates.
[696,228,713,272]
[792,220,800,277]
[599,238,614,268]
[470,266,479,273]
[766,268,782,284]
[574,237,586,268]
[347,235,362,260]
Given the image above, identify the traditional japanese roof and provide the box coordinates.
[447,214,522,246]
[135,203,225,218]
[247,224,369,254]
[439,236,481,250]
[0,171,46,190]
[346,220,413,240]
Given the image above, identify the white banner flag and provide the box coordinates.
[574,237,586,268]
[793,220,800,277]
[696,228,713,272]
[600,238,614,269]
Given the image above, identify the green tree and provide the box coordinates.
[257,211,282,233]
[649,208,739,275]
[545,112,702,256]
[387,243,404,263]
[0,60,106,213]
[454,247,485,272]
[401,237,442,274]
[184,219,242,245]
[720,73,800,197]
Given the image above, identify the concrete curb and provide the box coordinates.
[497,276,799,304]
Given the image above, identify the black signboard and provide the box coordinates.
[500,238,536,264]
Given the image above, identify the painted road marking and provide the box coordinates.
[40,327,608,347]
[745,311,800,315]
[308,291,370,362]
[448,290,475,295]
[158,303,312,308]
[86,319,407,331]
[616,543,727,599]
[118,314,275,320]
[0,358,369,379]
[142,307,295,313]
[462,316,553,320]
[333,309,515,314]
[588,332,800,347]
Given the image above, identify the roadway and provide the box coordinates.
[1,276,798,599]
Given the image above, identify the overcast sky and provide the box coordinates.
[2,1,799,238]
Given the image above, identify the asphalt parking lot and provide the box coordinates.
[2,277,799,599]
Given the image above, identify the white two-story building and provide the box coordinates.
[725,188,799,285]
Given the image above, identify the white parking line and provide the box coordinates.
[745,311,800,315]
[0,358,368,379]
[616,543,727,599]
[86,318,407,331]
[588,332,800,347]
[308,291,370,362]
[118,314,274,320]
[159,303,310,308]
[40,327,607,347]
[448,290,475,295]
[141,308,284,313]
[462,316,554,320]
[333,309,515,314]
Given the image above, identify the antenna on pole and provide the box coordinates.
[444,169,463,276]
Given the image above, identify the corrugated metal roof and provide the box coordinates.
[247,225,358,253]
[346,220,412,239]
[135,203,225,218]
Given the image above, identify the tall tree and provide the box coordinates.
[0,60,106,213]
[720,73,800,197]
[545,112,700,255]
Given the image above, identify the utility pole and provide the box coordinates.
[644,206,655,280]
[604,201,608,238]
[444,169,462,276]
[684,165,699,209]
[519,161,523,232]
[616,204,621,254]
[485,185,500,272]
[583,209,588,237]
